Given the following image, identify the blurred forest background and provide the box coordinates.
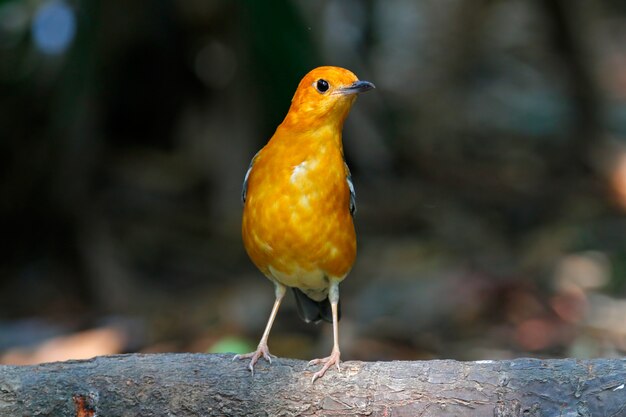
[2,0,626,365]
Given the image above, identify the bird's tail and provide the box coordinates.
[292,288,341,324]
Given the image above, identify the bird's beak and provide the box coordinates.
[338,80,376,95]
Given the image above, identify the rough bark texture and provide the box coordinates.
[0,353,625,416]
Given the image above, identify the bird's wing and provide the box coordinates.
[242,151,260,205]
[345,162,356,216]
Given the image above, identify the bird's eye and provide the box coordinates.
[316,79,329,93]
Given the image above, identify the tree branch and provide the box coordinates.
[1,353,625,416]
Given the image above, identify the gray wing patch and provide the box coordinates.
[242,151,259,205]
[346,163,356,216]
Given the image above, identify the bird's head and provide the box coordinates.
[283,66,375,130]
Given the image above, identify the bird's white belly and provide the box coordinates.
[268,264,329,297]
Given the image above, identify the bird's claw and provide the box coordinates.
[233,344,275,375]
[308,349,341,382]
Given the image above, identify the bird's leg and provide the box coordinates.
[308,281,341,382]
[234,282,286,375]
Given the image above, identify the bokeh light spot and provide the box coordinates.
[31,0,76,55]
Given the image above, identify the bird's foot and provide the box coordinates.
[233,343,276,375]
[308,348,341,382]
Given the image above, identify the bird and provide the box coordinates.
[235,66,375,382]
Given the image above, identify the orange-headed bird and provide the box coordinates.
[236,66,375,381]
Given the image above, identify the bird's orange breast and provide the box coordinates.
[242,128,356,291]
